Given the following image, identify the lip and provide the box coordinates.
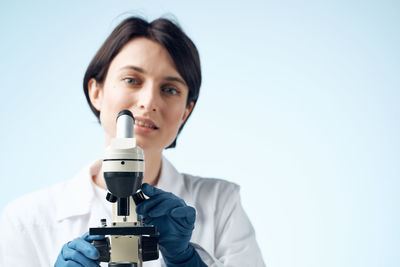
[133,116,159,134]
[134,124,157,134]
[133,116,159,128]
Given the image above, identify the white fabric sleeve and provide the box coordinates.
[191,242,223,266]
[0,203,42,266]
[193,185,265,267]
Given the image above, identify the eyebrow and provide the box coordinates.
[120,65,187,87]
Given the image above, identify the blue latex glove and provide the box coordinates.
[55,232,104,267]
[136,183,206,266]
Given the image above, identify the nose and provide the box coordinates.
[136,83,158,112]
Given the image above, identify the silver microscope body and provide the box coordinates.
[89,110,159,267]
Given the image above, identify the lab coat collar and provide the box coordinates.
[157,156,187,199]
[55,156,185,221]
[55,160,100,221]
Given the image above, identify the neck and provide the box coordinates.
[93,138,163,189]
[142,149,163,185]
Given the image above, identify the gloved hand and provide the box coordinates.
[136,183,206,266]
[55,232,104,267]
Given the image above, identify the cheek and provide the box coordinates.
[164,105,186,132]
[100,86,134,134]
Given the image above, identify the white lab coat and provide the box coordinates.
[0,157,265,266]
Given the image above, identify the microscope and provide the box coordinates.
[89,110,159,267]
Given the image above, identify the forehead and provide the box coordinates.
[108,37,180,77]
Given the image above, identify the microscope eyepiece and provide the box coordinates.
[116,110,135,138]
[117,110,134,120]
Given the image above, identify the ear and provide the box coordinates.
[88,78,104,111]
[181,101,195,124]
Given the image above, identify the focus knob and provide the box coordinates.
[92,237,110,262]
[133,191,146,205]
[106,192,118,203]
[141,236,159,261]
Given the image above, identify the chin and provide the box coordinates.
[135,138,162,153]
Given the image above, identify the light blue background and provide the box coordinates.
[0,1,399,266]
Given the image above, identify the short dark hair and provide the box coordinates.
[83,17,201,148]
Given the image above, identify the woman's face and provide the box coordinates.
[88,37,194,153]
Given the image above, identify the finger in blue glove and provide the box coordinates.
[170,206,196,229]
[54,232,104,267]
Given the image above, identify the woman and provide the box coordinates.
[0,17,265,266]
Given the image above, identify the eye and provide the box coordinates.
[123,77,140,85]
[162,87,179,95]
